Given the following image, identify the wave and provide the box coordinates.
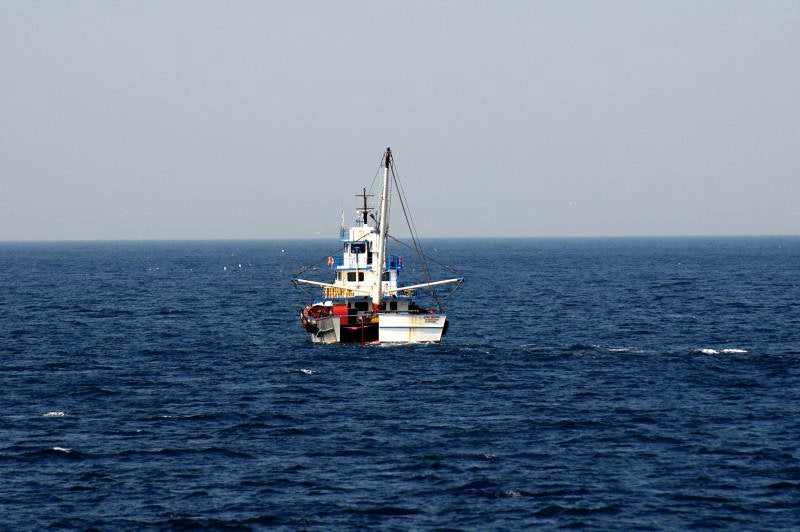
[114,447,253,459]
[694,348,749,355]
[451,479,500,495]
[140,412,236,422]
[6,447,89,461]
[566,343,598,352]
[155,307,196,316]
[77,307,134,318]
[159,515,282,528]
[535,503,621,517]
[68,386,119,397]
[766,481,800,491]
[346,506,421,516]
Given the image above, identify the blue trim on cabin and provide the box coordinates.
[330,255,403,271]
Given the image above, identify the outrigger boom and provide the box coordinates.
[292,278,371,295]
[384,278,463,294]
[293,277,463,295]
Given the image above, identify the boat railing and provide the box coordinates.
[386,255,404,272]
[329,255,404,271]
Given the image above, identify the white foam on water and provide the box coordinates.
[52,446,71,453]
[43,411,65,417]
[300,368,315,375]
[376,342,408,349]
[695,348,748,355]
[462,346,492,355]
[608,347,631,352]
[504,490,522,498]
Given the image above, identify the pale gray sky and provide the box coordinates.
[1,1,798,240]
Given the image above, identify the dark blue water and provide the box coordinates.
[2,237,800,529]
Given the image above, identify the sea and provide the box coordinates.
[2,237,799,529]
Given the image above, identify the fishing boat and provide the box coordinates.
[292,147,463,344]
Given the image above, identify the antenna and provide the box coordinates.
[355,187,373,225]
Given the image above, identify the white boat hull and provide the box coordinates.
[378,314,447,343]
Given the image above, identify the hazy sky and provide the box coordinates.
[1,1,798,240]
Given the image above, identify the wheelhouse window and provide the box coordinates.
[347,272,356,282]
[350,242,366,254]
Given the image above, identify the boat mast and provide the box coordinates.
[372,147,391,307]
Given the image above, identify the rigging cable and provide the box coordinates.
[386,234,461,275]
[366,152,385,198]
[291,246,344,280]
[389,156,445,312]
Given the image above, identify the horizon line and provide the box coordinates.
[1,233,799,244]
